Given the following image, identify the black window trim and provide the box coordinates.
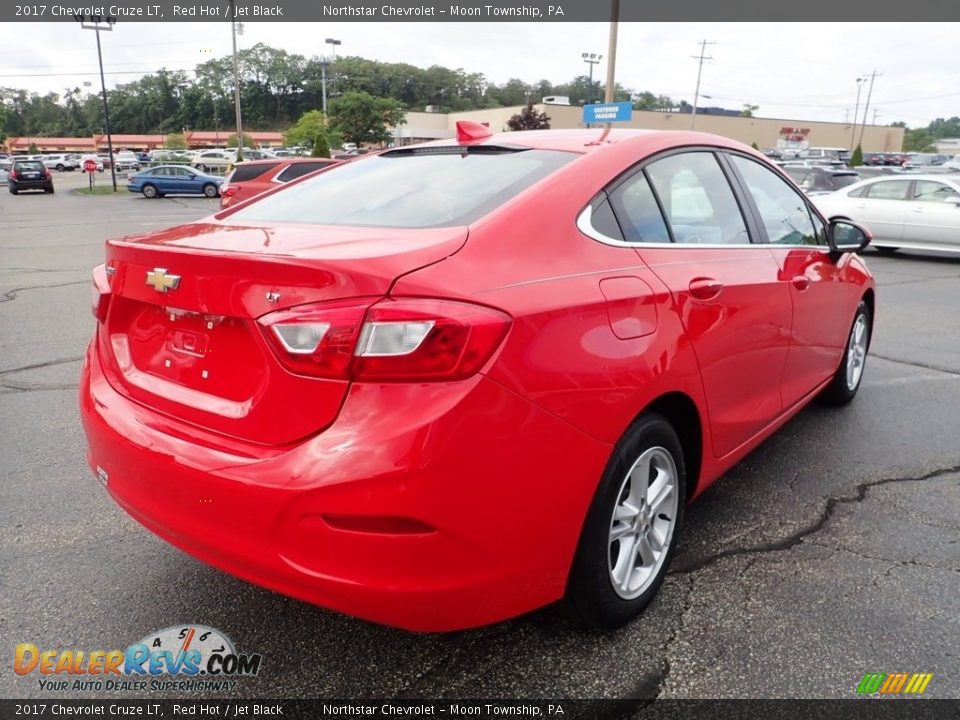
[577,144,766,249]
[719,149,829,249]
[270,160,339,185]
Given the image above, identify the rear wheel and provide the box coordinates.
[819,300,871,406]
[202,183,219,198]
[566,413,686,629]
[141,184,158,199]
[45,186,54,194]
[9,187,17,195]
[56,163,65,171]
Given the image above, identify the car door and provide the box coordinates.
[725,153,853,407]
[852,179,912,243]
[902,179,960,249]
[148,167,173,193]
[608,150,793,459]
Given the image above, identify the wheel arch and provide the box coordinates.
[861,287,876,350]
[632,391,704,502]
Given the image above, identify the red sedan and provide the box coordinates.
[219,157,341,209]
[80,125,875,631]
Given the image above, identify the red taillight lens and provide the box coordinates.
[91,264,111,323]
[9,170,17,180]
[259,299,372,379]
[354,298,511,381]
[258,297,511,382]
[222,186,240,197]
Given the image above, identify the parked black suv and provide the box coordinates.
[9,160,54,194]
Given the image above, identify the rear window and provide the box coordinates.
[229,162,281,183]
[275,161,337,183]
[832,174,860,188]
[229,148,575,228]
[14,161,43,171]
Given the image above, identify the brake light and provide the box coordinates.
[91,264,112,323]
[258,297,511,381]
[45,169,52,179]
[222,186,240,197]
[9,170,17,180]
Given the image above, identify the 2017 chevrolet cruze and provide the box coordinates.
[81,126,876,631]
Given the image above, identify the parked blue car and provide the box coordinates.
[127,165,223,198]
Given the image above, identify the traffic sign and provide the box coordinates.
[583,102,633,124]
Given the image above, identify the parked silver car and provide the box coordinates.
[813,174,960,255]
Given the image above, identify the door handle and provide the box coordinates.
[792,275,810,291]
[910,207,924,213]
[688,277,724,300]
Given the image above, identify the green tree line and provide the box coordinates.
[1,43,659,139]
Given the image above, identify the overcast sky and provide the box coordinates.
[1,22,958,127]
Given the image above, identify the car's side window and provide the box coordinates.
[912,180,960,203]
[644,152,750,245]
[729,155,818,246]
[607,171,671,244]
[865,180,911,200]
[848,185,869,198]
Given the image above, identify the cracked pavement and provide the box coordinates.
[2,173,959,700]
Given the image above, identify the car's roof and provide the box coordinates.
[236,156,341,166]
[415,128,755,156]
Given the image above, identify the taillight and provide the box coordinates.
[222,186,240,197]
[45,169,52,179]
[91,264,112,323]
[9,170,17,180]
[258,297,511,382]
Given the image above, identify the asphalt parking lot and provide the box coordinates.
[2,170,959,700]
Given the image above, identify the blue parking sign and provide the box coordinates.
[583,102,633,124]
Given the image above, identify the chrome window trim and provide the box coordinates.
[576,203,825,250]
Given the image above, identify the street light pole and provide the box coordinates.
[581,52,602,128]
[322,38,341,114]
[604,0,619,105]
[229,0,244,161]
[850,77,866,151]
[77,15,117,192]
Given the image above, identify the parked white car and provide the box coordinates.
[813,174,960,255]
[42,154,80,171]
[193,149,236,171]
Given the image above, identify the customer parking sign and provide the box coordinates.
[583,102,633,124]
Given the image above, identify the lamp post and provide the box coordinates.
[229,0,244,161]
[850,76,866,151]
[582,52,602,107]
[321,38,341,114]
[77,14,117,192]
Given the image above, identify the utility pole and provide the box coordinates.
[77,15,118,192]
[690,39,715,130]
[858,70,881,148]
[322,38,341,114]
[604,0,619,104]
[842,108,850,124]
[229,0,244,161]
[872,108,881,124]
[850,76,866,150]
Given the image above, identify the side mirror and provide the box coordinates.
[944,196,960,206]
[828,219,872,254]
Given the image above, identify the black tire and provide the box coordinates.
[45,186,54,194]
[566,413,687,629]
[56,163,65,171]
[141,184,158,199]
[875,246,899,255]
[202,183,219,198]
[818,299,871,406]
[9,188,17,195]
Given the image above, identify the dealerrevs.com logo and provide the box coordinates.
[14,625,262,693]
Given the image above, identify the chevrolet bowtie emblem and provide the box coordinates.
[145,268,181,293]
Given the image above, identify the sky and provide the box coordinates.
[1,21,958,127]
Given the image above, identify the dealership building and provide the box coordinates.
[391,103,905,152]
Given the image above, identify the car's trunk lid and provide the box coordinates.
[98,221,466,445]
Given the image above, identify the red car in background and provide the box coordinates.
[219,157,341,208]
[81,125,875,631]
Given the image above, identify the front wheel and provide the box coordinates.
[566,413,686,629]
[202,183,219,198]
[141,184,158,199]
[818,300,871,406]
[56,164,65,171]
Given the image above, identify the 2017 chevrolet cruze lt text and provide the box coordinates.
[80,126,875,631]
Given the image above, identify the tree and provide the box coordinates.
[164,132,188,150]
[284,109,327,149]
[741,104,759,118]
[903,128,937,152]
[227,131,255,148]
[28,142,39,154]
[328,91,405,147]
[311,130,330,158]
[850,144,863,167]
[507,102,550,131]
[750,142,759,150]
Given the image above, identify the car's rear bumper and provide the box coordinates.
[79,338,610,630]
[10,180,52,190]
